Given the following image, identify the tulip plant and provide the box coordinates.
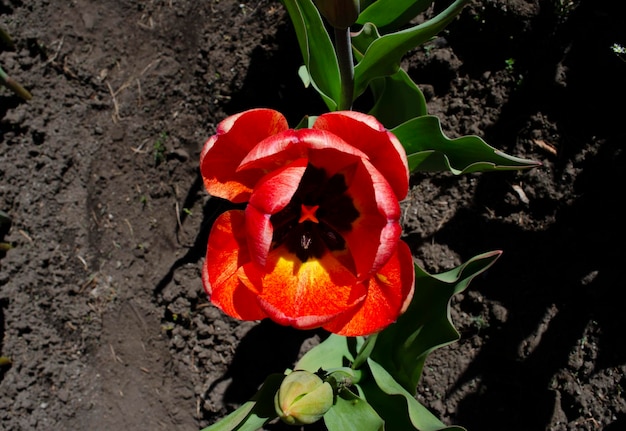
[199,1,538,430]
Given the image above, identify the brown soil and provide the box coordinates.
[1,1,625,430]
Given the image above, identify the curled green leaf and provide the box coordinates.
[357,0,435,33]
[362,358,466,431]
[372,251,502,393]
[353,0,469,99]
[392,115,540,174]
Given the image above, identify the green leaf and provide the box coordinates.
[280,0,341,110]
[359,0,377,10]
[199,373,284,431]
[353,0,469,99]
[360,359,465,431]
[324,388,385,431]
[351,24,427,124]
[351,19,380,62]
[294,114,318,129]
[357,0,435,33]
[372,252,502,393]
[368,68,428,128]
[298,65,311,87]
[295,334,361,372]
[391,115,540,174]
[199,402,256,431]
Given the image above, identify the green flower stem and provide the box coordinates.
[325,367,364,397]
[0,65,32,100]
[334,26,354,111]
[328,368,363,385]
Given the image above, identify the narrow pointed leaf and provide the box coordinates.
[199,402,256,431]
[372,251,502,393]
[200,374,284,431]
[353,0,469,98]
[357,0,435,33]
[281,0,341,110]
[392,115,540,173]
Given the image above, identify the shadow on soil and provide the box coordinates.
[434,2,626,428]
[156,2,626,429]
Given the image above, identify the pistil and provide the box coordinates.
[298,204,320,224]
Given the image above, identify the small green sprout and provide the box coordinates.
[504,58,516,72]
[611,43,626,62]
[154,132,168,166]
[555,0,576,17]
[470,314,489,332]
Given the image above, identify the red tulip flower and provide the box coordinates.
[200,109,415,336]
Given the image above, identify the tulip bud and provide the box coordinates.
[314,0,360,29]
[274,370,334,425]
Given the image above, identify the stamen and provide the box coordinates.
[301,233,313,250]
[298,204,320,224]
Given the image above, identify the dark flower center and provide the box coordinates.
[270,164,359,262]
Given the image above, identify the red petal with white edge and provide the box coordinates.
[337,159,401,279]
[239,128,368,178]
[246,158,308,267]
[203,210,267,320]
[313,112,409,200]
[240,245,366,330]
[200,109,289,203]
[323,241,415,336]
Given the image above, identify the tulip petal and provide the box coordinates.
[240,245,366,330]
[331,159,401,279]
[203,210,267,320]
[239,128,368,177]
[323,241,415,336]
[200,109,289,203]
[313,111,409,200]
[246,158,309,267]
